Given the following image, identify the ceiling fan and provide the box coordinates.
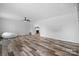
[24,17,30,22]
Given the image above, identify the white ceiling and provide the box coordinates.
[0,3,77,22]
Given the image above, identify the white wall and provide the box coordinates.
[34,4,79,43]
[0,19,31,35]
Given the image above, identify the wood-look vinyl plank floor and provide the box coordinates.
[2,35,79,56]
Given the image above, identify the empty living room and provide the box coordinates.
[0,3,79,56]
